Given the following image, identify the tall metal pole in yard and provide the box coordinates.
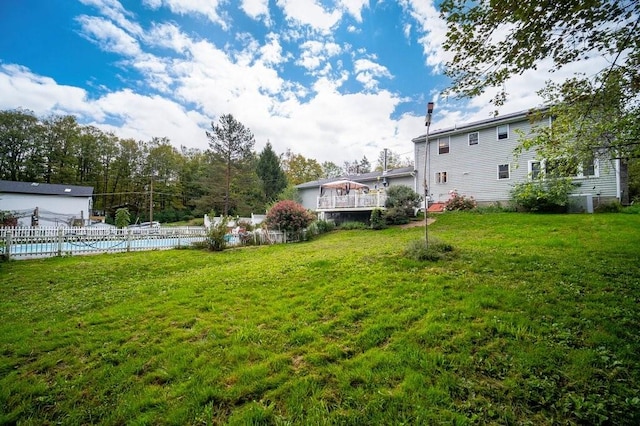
[424,102,434,247]
[149,177,154,224]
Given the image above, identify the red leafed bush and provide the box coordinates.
[266,200,314,232]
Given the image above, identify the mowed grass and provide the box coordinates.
[1,213,639,425]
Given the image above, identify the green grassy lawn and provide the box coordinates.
[1,213,639,425]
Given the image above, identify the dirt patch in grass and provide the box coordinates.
[398,217,436,228]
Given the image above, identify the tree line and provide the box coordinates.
[0,109,412,222]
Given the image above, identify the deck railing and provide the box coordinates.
[317,192,387,210]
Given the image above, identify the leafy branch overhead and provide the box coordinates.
[442,0,640,204]
[440,0,640,105]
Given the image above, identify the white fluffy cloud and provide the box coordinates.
[5,0,595,167]
[0,64,208,148]
[353,58,392,91]
[0,64,102,119]
[142,0,229,29]
[241,0,270,23]
[276,0,342,33]
[76,15,142,56]
[296,40,343,71]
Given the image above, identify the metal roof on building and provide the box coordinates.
[0,180,94,197]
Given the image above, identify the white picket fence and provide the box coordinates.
[0,226,287,260]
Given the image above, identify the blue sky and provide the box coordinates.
[0,0,596,165]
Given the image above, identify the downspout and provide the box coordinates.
[616,158,621,202]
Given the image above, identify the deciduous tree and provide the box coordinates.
[0,109,41,181]
[321,161,343,179]
[343,156,371,175]
[374,149,412,171]
[281,150,322,185]
[441,0,639,107]
[441,0,639,203]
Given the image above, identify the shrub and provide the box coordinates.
[622,204,640,214]
[384,207,410,225]
[0,210,18,227]
[313,219,335,234]
[385,185,421,215]
[445,190,477,211]
[510,178,576,212]
[237,219,254,232]
[204,217,229,251]
[305,220,335,240]
[370,208,387,230]
[475,202,517,214]
[340,221,368,230]
[266,200,313,233]
[404,238,454,261]
[594,200,623,213]
[115,208,131,229]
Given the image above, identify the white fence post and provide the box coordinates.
[57,228,64,257]
[127,229,132,252]
[5,231,12,260]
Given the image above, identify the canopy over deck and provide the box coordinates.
[320,180,369,193]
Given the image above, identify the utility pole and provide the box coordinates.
[383,148,388,172]
[424,102,434,246]
[149,177,153,223]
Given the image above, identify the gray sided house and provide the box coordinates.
[412,109,623,211]
[0,180,94,227]
[296,167,417,222]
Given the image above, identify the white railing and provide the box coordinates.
[0,226,208,260]
[317,192,387,210]
[0,226,294,260]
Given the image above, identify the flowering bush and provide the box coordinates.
[266,200,314,232]
[445,190,477,211]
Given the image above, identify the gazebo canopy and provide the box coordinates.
[320,180,369,192]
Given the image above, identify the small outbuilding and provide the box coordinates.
[0,180,94,227]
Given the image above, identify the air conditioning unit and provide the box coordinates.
[568,194,594,213]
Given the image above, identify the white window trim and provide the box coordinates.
[528,160,542,180]
[438,137,450,155]
[497,124,509,140]
[497,163,510,180]
[539,158,600,179]
[435,171,448,184]
[576,158,600,178]
[468,132,479,146]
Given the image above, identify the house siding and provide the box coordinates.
[296,170,417,212]
[299,187,320,210]
[413,110,620,205]
[1,193,92,227]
